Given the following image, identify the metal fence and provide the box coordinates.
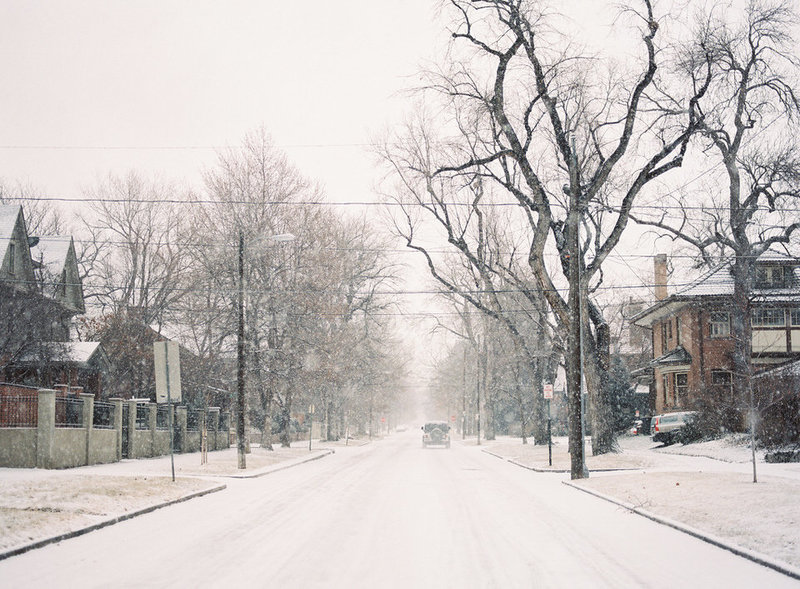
[0,394,38,427]
[93,401,114,429]
[186,409,200,432]
[135,404,149,430]
[55,396,83,428]
[156,405,171,430]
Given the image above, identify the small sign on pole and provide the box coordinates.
[543,383,554,399]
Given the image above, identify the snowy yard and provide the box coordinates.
[0,445,330,555]
[483,434,800,570]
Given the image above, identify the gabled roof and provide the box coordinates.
[651,345,692,367]
[15,341,108,369]
[633,249,800,326]
[0,205,21,243]
[0,204,24,262]
[32,236,72,277]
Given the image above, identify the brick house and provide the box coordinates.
[632,251,800,415]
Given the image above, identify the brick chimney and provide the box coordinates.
[654,254,668,300]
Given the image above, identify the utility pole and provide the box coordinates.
[567,137,588,480]
[237,232,247,470]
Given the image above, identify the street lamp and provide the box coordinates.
[237,231,296,470]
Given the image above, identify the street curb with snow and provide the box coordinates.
[0,483,227,562]
[562,480,800,582]
[482,448,635,473]
[214,448,335,479]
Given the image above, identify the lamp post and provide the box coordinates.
[237,231,296,470]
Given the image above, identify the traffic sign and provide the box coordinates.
[543,383,553,399]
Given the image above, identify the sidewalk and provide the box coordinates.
[481,434,800,578]
[0,442,339,560]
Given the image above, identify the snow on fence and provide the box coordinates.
[0,389,231,469]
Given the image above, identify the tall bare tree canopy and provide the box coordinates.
[380,0,707,477]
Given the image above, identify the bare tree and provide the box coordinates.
[380,0,705,477]
[633,0,800,407]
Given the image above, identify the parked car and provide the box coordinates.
[651,411,698,445]
[421,422,450,448]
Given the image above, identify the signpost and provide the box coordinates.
[154,341,181,482]
[308,404,314,451]
[543,383,553,466]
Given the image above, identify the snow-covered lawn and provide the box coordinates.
[0,474,212,551]
[0,444,329,554]
[483,434,800,570]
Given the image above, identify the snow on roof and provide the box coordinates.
[0,205,21,240]
[32,235,72,278]
[0,205,22,258]
[16,341,104,366]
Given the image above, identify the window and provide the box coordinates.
[662,374,669,406]
[756,265,785,288]
[709,311,730,337]
[791,309,800,326]
[7,242,14,275]
[752,308,785,327]
[667,321,673,340]
[675,372,688,403]
[711,371,733,401]
[676,317,682,345]
[661,323,668,352]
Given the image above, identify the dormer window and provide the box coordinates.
[756,265,786,288]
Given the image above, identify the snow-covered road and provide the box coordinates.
[1,433,795,588]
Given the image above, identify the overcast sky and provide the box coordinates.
[0,0,447,205]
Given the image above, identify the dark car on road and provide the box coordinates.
[421,422,450,448]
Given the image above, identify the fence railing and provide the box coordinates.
[186,409,200,432]
[135,404,149,430]
[55,396,83,428]
[156,405,171,430]
[0,394,38,427]
[93,401,114,429]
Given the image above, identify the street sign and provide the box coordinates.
[543,383,553,399]
[154,341,182,403]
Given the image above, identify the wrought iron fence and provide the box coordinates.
[135,403,149,430]
[0,394,38,428]
[186,409,200,432]
[93,401,114,429]
[55,396,83,428]
[156,405,171,430]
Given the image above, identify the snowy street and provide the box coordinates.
[0,433,796,588]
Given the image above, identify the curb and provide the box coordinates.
[563,480,800,581]
[215,448,335,479]
[482,448,637,473]
[0,483,226,562]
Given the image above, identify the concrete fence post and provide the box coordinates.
[176,406,188,453]
[208,407,220,450]
[110,398,123,461]
[80,393,94,466]
[147,402,157,457]
[36,389,56,469]
[127,400,138,459]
